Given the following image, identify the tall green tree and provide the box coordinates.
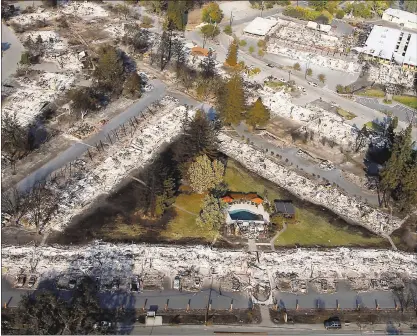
[188,154,224,193]
[225,40,238,67]
[93,45,124,92]
[167,0,188,30]
[318,73,326,84]
[404,0,417,13]
[201,2,223,23]
[196,194,225,231]
[246,97,270,128]
[199,49,217,78]
[380,124,414,206]
[308,0,328,10]
[13,277,102,334]
[217,72,246,125]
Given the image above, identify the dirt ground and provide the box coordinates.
[185,7,203,30]
[137,307,261,325]
[391,214,417,252]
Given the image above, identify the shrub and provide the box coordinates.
[257,39,266,49]
[258,49,265,57]
[223,25,232,35]
[293,62,301,71]
[336,9,345,19]
[249,46,255,53]
[141,15,154,28]
[239,39,247,47]
[336,84,344,93]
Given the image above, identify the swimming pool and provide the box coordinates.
[229,209,263,221]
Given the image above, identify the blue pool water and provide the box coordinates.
[229,210,262,221]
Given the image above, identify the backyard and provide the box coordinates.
[225,160,390,248]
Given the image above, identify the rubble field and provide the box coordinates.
[218,133,400,235]
[367,64,416,90]
[2,243,415,295]
[21,97,189,233]
[260,87,364,151]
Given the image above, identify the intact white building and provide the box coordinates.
[382,8,417,30]
[355,25,417,68]
[243,17,278,36]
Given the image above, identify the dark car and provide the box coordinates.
[324,317,341,330]
[266,63,274,68]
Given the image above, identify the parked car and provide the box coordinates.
[173,276,180,290]
[279,77,286,83]
[16,275,26,288]
[27,275,37,288]
[324,317,341,330]
[308,81,318,87]
[266,63,274,68]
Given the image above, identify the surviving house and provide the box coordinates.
[274,200,296,219]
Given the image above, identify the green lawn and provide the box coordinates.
[225,160,388,248]
[393,95,417,109]
[336,108,357,120]
[275,214,387,247]
[356,89,385,98]
[265,81,285,90]
[162,193,216,241]
[364,121,384,132]
[225,160,285,200]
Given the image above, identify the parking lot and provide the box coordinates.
[355,97,417,124]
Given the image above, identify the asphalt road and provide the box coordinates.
[2,277,398,311]
[1,22,24,81]
[127,325,412,335]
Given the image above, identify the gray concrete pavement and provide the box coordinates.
[1,22,25,81]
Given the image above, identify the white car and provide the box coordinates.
[279,78,286,83]
[308,81,318,87]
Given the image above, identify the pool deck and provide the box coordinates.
[226,203,270,224]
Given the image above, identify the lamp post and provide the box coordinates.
[288,70,291,81]
[205,277,214,325]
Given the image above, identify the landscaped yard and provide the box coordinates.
[356,88,385,98]
[336,107,356,120]
[161,193,217,241]
[225,159,389,248]
[393,95,417,109]
[364,121,384,132]
[275,214,388,247]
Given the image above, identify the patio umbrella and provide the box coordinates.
[251,197,263,204]
[222,196,234,203]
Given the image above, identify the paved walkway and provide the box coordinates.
[269,223,287,251]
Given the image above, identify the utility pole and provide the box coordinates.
[288,70,291,81]
[205,277,213,325]
[229,11,233,27]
